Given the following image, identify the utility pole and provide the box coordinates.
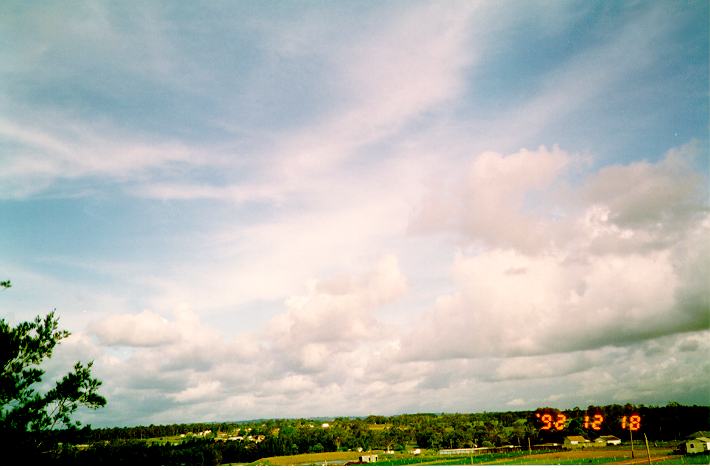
[629,427,635,459]
[644,433,651,465]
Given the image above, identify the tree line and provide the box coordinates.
[5,403,705,465]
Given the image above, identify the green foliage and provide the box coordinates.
[1,285,106,433]
[309,442,324,453]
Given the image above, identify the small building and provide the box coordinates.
[359,454,378,463]
[595,435,622,446]
[563,435,590,449]
[685,437,710,454]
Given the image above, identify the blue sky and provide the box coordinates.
[1,0,708,427]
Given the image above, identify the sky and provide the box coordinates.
[0,0,708,427]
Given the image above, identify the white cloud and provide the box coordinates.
[410,145,571,251]
[173,380,222,404]
[42,138,709,426]
[399,143,708,362]
[333,2,479,134]
[506,398,526,407]
[90,310,177,347]
[0,116,203,199]
[264,255,407,373]
[578,142,707,236]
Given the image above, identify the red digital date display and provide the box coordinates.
[534,409,641,432]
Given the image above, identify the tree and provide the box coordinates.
[1,283,106,433]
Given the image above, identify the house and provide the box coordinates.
[595,435,622,446]
[563,435,590,448]
[684,437,710,454]
[359,455,378,463]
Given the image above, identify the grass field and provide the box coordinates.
[249,451,365,466]
[660,453,710,465]
[240,446,702,466]
[371,450,553,466]
[145,435,186,445]
[467,447,678,465]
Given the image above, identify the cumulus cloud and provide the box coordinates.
[71,257,410,425]
[90,310,178,347]
[410,145,571,251]
[74,141,707,426]
[173,380,222,404]
[264,255,407,373]
[579,143,706,230]
[399,144,709,362]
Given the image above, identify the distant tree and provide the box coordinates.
[415,424,443,450]
[309,442,324,453]
[1,282,106,433]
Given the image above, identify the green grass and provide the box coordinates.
[370,456,437,465]
[660,453,710,465]
[501,456,624,465]
[145,435,186,445]
[370,450,554,466]
[369,455,438,465]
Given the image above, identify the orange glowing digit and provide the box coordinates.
[539,413,553,430]
[621,416,627,429]
[584,415,590,429]
[554,413,567,431]
[592,414,604,431]
[629,415,641,431]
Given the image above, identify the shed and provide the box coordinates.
[563,436,589,448]
[595,435,621,446]
[685,437,710,454]
[359,454,378,463]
